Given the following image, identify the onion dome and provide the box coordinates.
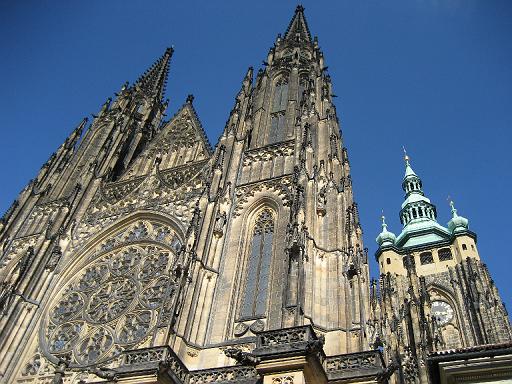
[376,215,396,247]
[447,200,469,233]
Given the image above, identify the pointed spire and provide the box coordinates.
[449,199,458,218]
[134,47,174,101]
[283,5,312,43]
[65,117,87,149]
[398,152,439,227]
[381,214,388,231]
[403,146,417,179]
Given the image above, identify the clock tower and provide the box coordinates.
[370,154,512,383]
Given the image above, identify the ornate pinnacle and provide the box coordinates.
[283,4,312,42]
[134,47,174,101]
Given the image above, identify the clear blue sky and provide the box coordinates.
[1,1,511,308]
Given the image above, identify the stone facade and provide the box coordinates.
[0,6,509,384]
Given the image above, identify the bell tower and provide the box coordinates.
[370,153,512,383]
[190,5,370,358]
[1,6,408,384]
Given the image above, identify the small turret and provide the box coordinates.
[376,215,396,247]
[447,200,469,234]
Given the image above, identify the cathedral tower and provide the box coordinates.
[2,5,508,384]
[0,7,378,383]
[370,154,512,383]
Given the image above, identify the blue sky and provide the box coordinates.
[1,1,511,307]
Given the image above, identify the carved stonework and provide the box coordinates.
[242,140,294,166]
[40,220,181,367]
[234,176,293,216]
[234,322,249,337]
[272,376,294,384]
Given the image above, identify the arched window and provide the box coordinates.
[240,209,275,318]
[272,80,288,112]
[269,78,289,144]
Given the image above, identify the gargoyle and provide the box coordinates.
[223,348,260,366]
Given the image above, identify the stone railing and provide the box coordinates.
[189,366,259,384]
[119,346,260,383]
[120,346,188,383]
[253,325,319,356]
[324,350,385,381]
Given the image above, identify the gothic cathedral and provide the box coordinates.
[0,6,510,384]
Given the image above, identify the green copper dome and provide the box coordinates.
[447,200,469,233]
[395,152,451,248]
[376,215,396,247]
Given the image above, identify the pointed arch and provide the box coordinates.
[239,207,276,319]
[427,283,463,349]
[269,74,289,144]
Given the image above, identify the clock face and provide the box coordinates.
[431,300,454,325]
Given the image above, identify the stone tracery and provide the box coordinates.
[41,219,181,367]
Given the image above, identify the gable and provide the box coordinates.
[121,103,212,180]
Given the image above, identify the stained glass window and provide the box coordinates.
[240,209,275,318]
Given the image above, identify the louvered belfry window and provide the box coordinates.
[240,209,275,318]
[269,80,288,143]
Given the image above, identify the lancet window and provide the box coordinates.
[240,209,275,318]
[269,78,288,143]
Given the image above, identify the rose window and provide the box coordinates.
[42,220,180,367]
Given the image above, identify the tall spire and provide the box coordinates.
[402,151,423,196]
[403,147,417,178]
[134,47,174,101]
[399,152,438,227]
[283,5,312,43]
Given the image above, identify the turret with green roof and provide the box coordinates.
[376,151,475,258]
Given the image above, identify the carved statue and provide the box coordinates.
[316,186,327,216]
[330,133,338,159]
[46,245,62,272]
[213,211,227,237]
